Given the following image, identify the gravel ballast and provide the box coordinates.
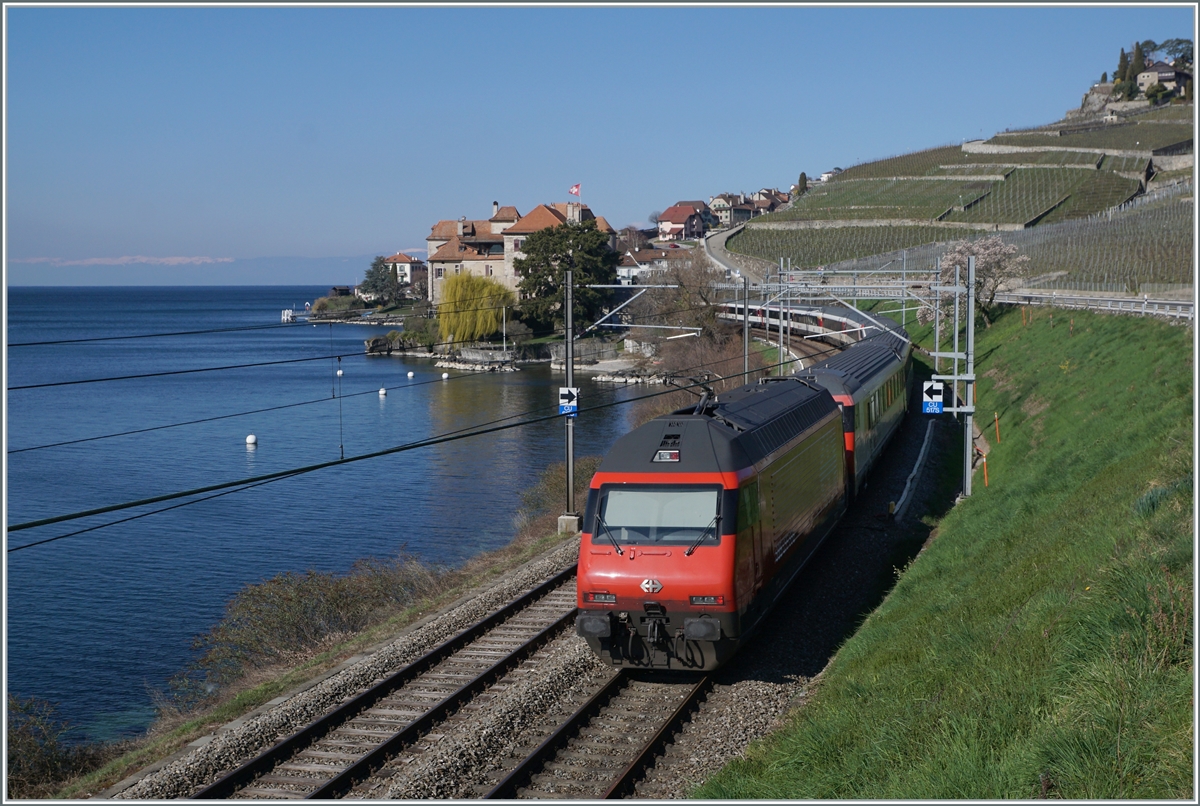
[109,541,580,800]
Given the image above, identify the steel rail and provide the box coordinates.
[483,672,629,799]
[601,675,711,800]
[191,565,576,799]
[305,608,577,799]
[484,673,710,800]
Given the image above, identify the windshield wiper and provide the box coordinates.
[595,514,623,555]
[685,515,720,556]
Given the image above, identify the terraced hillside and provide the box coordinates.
[729,107,1192,278]
[988,121,1192,151]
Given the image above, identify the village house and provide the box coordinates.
[656,204,706,241]
[1136,60,1193,94]
[427,200,615,304]
[382,251,425,286]
[617,246,694,284]
[673,200,719,230]
[708,193,755,227]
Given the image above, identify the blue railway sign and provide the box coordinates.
[922,381,944,414]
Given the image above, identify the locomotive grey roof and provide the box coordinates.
[597,378,838,475]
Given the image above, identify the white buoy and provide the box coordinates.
[246,434,257,445]
[337,369,343,377]
[442,372,449,379]
[407,371,415,378]
[379,387,387,396]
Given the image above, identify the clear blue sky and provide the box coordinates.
[5,4,1196,285]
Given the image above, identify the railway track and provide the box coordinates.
[192,567,578,800]
[483,672,710,800]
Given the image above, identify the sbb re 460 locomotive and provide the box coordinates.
[575,310,911,671]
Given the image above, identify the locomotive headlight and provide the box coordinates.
[690,595,724,606]
[585,592,617,604]
[652,450,680,462]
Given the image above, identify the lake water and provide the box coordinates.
[5,286,638,741]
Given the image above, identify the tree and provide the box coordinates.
[625,249,768,424]
[648,211,661,225]
[514,220,618,334]
[616,225,650,254]
[1113,78,1138,101]
[1161,38,1193,65]
[359,256,399,306]
[1145,82,1170,104]
[1101,71,1108,84]
[796,172,808,196]
[1116,48,1129,83]
[1140,39,1161,63]
[1130,42,1146,85]
[928,236,1030,328]
[437,274,515,345]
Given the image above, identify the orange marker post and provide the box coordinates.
[983,454,989,487]
[994,411,1001,443]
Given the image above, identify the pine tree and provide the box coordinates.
[796,172,808,196]
[1116,48,1128,82]
[1101,71,1107,84]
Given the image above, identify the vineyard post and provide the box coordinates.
[901,249,907,327]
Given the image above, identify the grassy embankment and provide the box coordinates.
[696,305,1193,799]
[26,459,598,800]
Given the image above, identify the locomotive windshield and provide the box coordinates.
[594,485,722,547]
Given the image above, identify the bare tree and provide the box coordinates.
[626,249,768,424]
[617,225,650,254]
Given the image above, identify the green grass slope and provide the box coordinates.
[695,307,1193,799]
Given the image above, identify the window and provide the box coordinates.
[592,485,722,547]
[435,267,443,279]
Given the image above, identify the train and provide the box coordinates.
[575,306,912,671]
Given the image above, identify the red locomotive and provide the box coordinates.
[575,310,911,670]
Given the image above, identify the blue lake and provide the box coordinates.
[5,286,637,741]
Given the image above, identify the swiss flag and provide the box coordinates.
[568,183,581,196]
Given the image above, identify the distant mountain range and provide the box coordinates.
[7,253,390,286]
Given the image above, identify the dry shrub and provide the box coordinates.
[6,695,128,799]
[174,555,447,702]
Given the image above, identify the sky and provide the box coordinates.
[4,3,1196,285]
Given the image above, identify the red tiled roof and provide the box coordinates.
[620,248,693,266]
[428,219,491,238]
[490,205,521,222]
[505,204,569,235]
[384,252,421,263]
[593,216,615,234]
[659,205,698,224]
[429,236,491,262]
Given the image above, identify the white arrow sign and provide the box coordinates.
[559,387,579,416]
[922,381,944,414]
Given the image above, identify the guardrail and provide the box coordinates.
[994,291,1194,320]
